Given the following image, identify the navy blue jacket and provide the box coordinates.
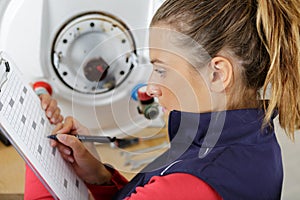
[115,109,283,200]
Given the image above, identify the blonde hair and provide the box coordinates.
[151,0,300,140]
[257,0,300,140]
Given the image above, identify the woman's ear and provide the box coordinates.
[208,56,233,93]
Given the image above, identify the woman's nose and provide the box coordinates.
[146,84,162,97]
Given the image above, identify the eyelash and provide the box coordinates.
[154,68,166,78]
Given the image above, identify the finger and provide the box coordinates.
[56,116,75,134]
[66,155,75,163]
[50,140,58,147]
[56,134,86,156]
[52,123,63,133]
[39,94,51,110]
[46,99,58,118]
[50,123,63,146]
[58,145,75,163]
[50,108,61,124]
[57,143,72,156]
[57,115,64,123]
[60,153,74,163]
[54,136,76,163]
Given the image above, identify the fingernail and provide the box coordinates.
[64,149,71,155]
[47,111,52,117]
[42,104,47,110]
[51,117,56,123]
[68,157,74,163]
[50,140,56,147]
[56,134,66,141]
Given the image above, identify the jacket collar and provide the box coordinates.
[168,109,277,148]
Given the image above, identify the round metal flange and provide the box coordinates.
[51,12,137,94]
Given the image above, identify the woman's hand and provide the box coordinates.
[39,93,63,124]
[51,117,112,185]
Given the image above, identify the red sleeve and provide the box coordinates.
[25,164,128,200]
[25,165,221,200]
[87,166,129,200]
[24,165,53,200]
[124,173,222,200]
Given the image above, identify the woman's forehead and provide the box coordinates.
[149,26,211,67]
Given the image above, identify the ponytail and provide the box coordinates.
[257,0,300,140]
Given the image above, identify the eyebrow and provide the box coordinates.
[150,59,166,65]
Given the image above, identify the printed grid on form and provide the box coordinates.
[0,60,88,199]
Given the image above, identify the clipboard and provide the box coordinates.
[0,51,89,200]
[0,56,11,146]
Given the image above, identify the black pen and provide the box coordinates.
[47,134,116,143]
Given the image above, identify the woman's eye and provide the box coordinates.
[154,68,166,78]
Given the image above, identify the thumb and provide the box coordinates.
[56,134,85,155]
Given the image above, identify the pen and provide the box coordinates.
[47,134,116,143]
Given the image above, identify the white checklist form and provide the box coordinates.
[0,52,88,200]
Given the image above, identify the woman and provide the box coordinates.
[26,0,300,199]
